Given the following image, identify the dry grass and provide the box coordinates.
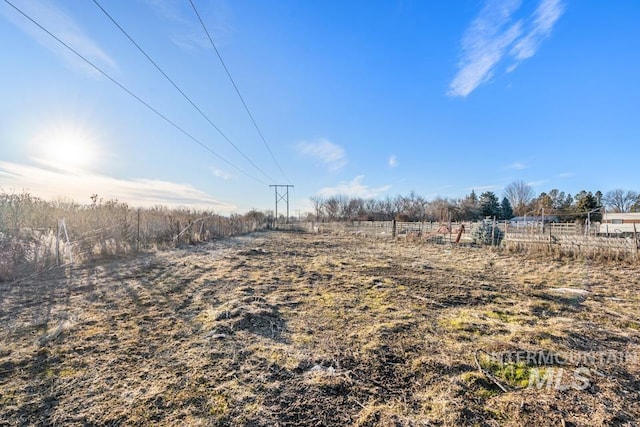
[0,231,639,426]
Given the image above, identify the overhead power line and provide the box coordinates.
[4,0,267,186]
[188,0,291,184]
[92,0,273,183]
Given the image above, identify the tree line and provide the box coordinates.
[309,181,640,223]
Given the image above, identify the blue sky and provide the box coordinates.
[1,0,638,214]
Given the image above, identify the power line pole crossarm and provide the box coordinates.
[270,185,294,229]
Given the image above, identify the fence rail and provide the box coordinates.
[288,220,639,260]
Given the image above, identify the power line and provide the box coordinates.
[92,0,273,183]
[4,0,267,186]
[188,0,291,184]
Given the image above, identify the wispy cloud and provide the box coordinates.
[388,155,399,168]
[317,176,391,199]
[508,0,565,71]
[448,0,523,97]
[526,179,547,187]
[448,0,564,97]
[0,161,235,211]
[1,0,117,74]
[506,161,527,170]
[143,0,189,23]
[170,32,211,51]
[210,167,233,181]
[296,138,347,171]
[558,172,574,178]
[468,184,501,192]
[144,0,232,50]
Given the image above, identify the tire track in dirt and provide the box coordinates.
[0,234,266,425]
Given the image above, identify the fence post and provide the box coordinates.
[634,223,639,261]
[504,220,508,242]
[491,216,496,247]
[392,219,397,239]
[62,218,72,264]
[136,208,141,252]
[56,219,61,266]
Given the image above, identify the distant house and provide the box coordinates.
[599,212,640,235]
[510,215,560,227]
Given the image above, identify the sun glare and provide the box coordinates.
[31,123,98,172]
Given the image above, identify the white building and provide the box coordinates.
[599,212,640,236]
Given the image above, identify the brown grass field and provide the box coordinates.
[1,231,639,426]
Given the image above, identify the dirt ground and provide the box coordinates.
[1,231,639,426]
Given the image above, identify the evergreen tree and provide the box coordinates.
[500,197,513,220]
[459,191,481,221]
[469,190,478,206]
[479,191,500,218]
[471,219,504,245]
[574,191,601,222]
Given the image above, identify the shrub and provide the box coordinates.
[471,219,504,246]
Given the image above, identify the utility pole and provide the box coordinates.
[269,185,294,228]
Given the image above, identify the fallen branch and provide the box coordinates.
[474,350,510,393]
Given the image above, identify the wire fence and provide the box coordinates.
[286,220,640,261]
[0,201,267,282]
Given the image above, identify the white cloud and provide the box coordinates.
[1,0,118,75]
[468,184,501,192]
[448,0,564,97]
[144,0,232,51]
[317,176,391,199]
[448,0,523,97]
[0,161,235,211]
[506,161,527,170]
[526,179,547,187]
[296,138,347,171]
[558,172,574,178]
[144,0,189,23]
[508,0,565,70]
[210,167,233,180]
[171,32,211,51]
[388,155,398,168]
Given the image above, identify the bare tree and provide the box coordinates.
[324,197,341,221]
[336,195,352,220]
[603,189,639,213]
[310,196,324,221]
[504,181,535,216]
[395,192,427,221]
[425,197,455,222]
[379,195,401,221]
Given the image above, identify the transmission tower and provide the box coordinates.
[270,185,294,228]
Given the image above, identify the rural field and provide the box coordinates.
[1,230,639,426]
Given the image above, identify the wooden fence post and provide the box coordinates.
[136,208,141,252]
[504,220,508,242]
[634,223,639,261]
[56,219,60,266]
[491,216,496,247]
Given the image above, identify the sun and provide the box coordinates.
[31,122,99,172]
